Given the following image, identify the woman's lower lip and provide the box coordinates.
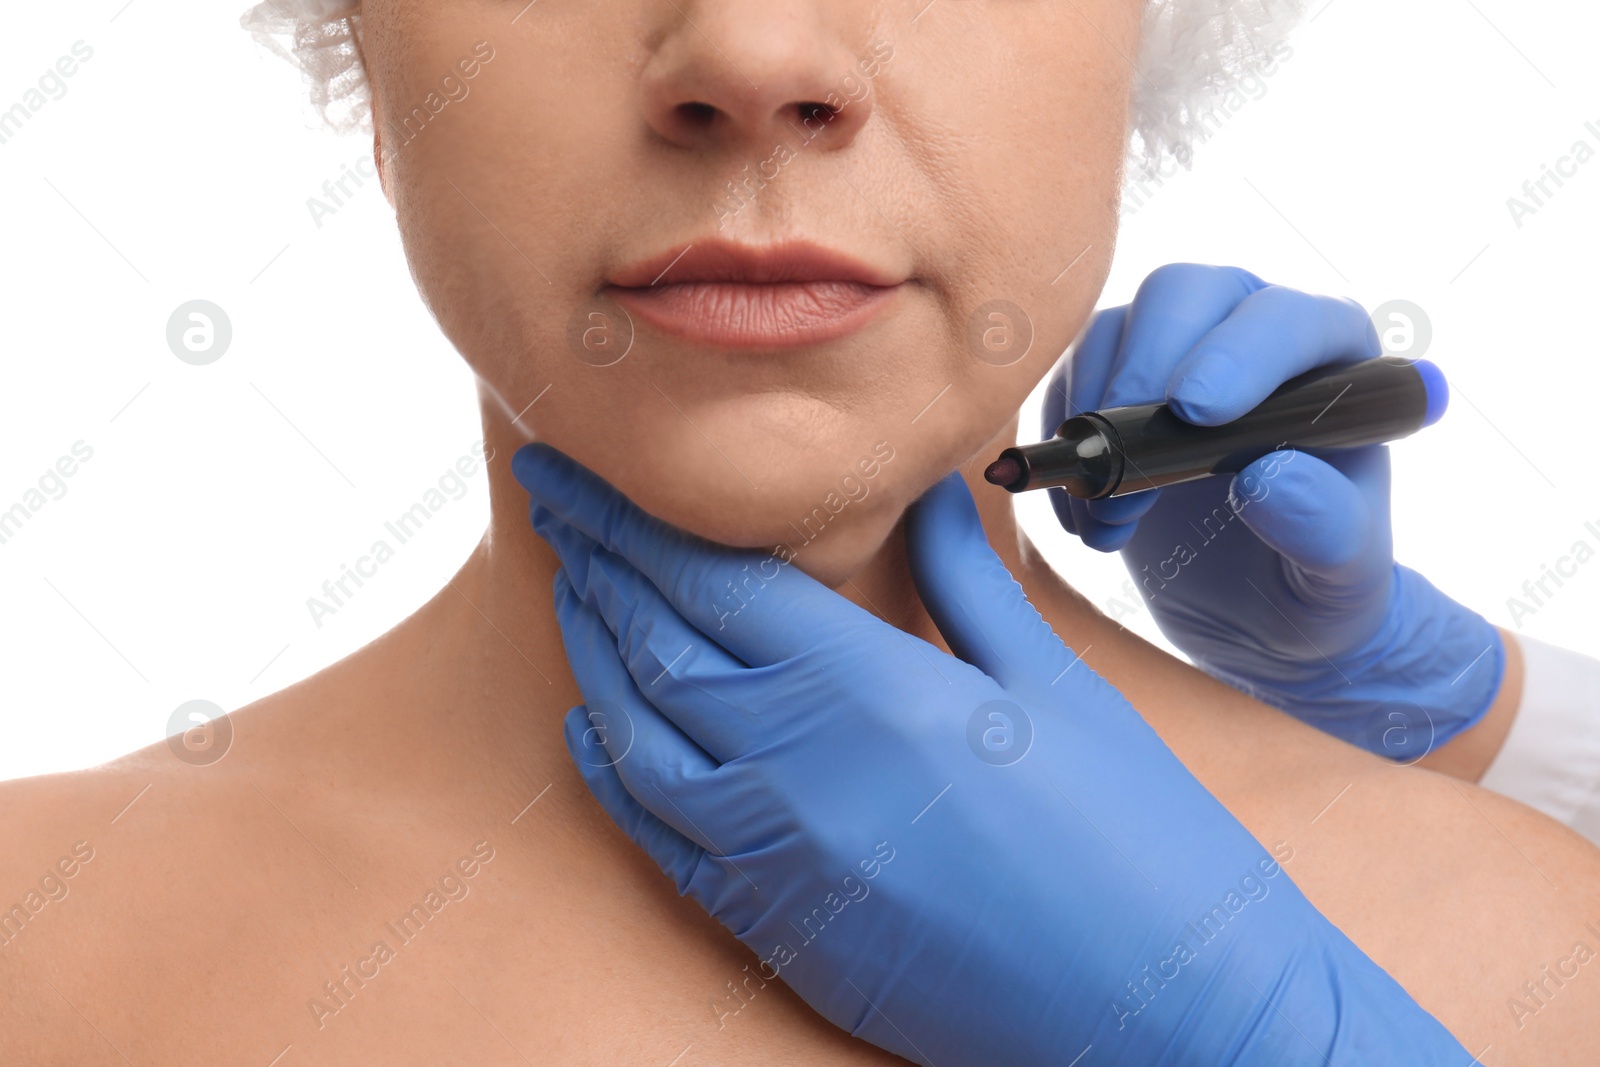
[603,280,901,348]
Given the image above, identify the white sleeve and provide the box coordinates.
[1478,634,1600,845]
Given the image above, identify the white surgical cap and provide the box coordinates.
[240,0,1310,182]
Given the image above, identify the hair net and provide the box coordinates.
[240,0,1310,182]
[242,0,367,133]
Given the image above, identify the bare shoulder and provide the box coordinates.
[0,741,184,1056]
[0,644,350,865]
[0,743,168,894]
[0,675,370,1051]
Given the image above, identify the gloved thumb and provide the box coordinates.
[1227,449,1390,591]
[906,471,1077,695]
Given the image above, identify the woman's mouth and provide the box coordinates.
[604,238,907,349]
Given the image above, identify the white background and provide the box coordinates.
[2,0,1597,781]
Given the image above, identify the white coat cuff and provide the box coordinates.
[1479,634,1600,843]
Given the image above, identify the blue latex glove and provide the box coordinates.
[513,441,1473,1066]
[1044,263,1505,758]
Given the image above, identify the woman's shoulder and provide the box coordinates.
[0,691,392,1059]
[0,677,380,908]
[0,729,261,943]
[0,742,170,880]
[0,744,182,1053]
[0,693,284,848]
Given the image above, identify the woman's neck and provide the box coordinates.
[332,399,1118,796]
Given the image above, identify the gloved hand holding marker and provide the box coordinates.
[1036,264,1506,763]
[986,355,1447,498]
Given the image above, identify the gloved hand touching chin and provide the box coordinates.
[1044,263,1505,759]
[513,441,1472,1067]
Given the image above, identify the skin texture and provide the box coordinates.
[3,2,1599,1064]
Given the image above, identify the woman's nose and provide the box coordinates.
[638,2,876,152]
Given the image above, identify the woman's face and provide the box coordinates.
[360,0,1138,583]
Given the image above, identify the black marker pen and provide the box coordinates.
[985,356,1447,499]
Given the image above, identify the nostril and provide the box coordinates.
[676,101,717,128]
[796,101,837,125]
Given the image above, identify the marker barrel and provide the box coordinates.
[997,357,1441,499]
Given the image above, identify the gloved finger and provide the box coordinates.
[533,500,605,601]
[1060,304,1129,419]
[553,566,727,850]
[1075,505,1143,553]
[515,442,878,669]
[561,704,712,897]
[1041,354,1072,444]
[1226,448,1389,588]
[1046,485,1080,538]
[1062,472,1157,551]
[906,471,1077,697]
[1167,287,1381,425]
[1041,358,1080,538]
[561,521,799,763]
[1083,491,1160,529]
[1100,264,1266,409]
[1046,306,1156,547]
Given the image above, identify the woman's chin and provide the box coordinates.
[771,510,906,591]
[627,476,910,591]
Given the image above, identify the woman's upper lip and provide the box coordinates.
[607,238,906,288]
